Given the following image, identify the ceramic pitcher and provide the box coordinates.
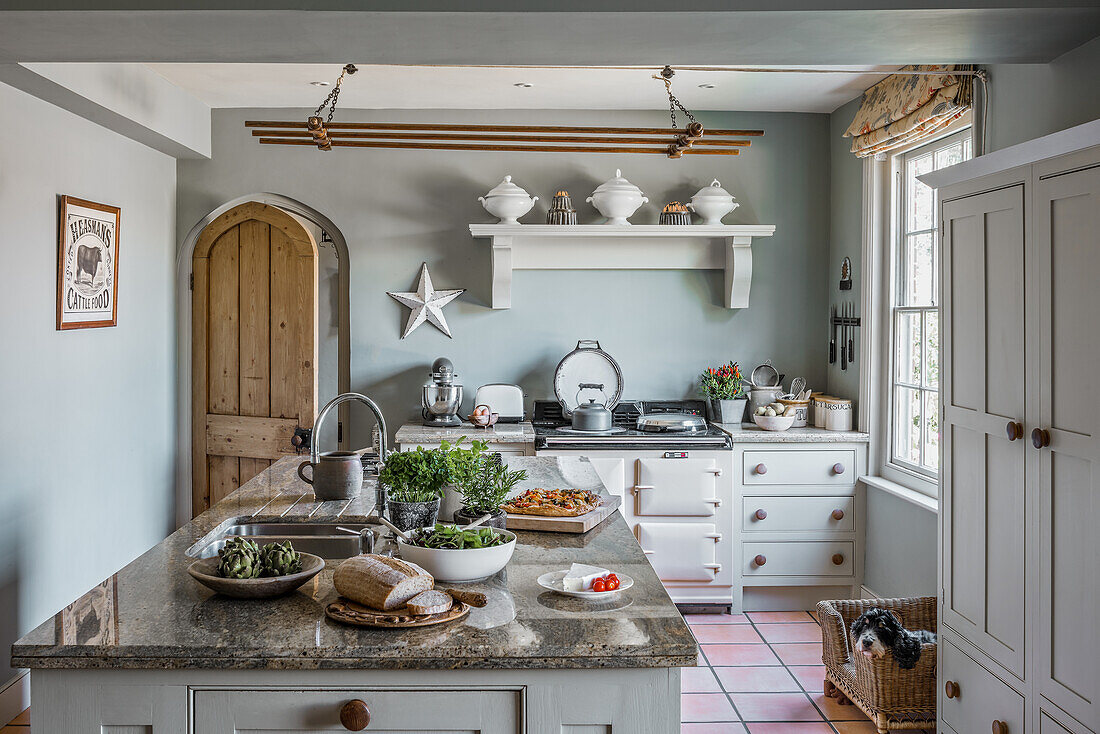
[297,450,363,500]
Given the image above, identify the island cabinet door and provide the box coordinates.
[193,689,520,733]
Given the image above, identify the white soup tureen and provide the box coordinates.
[587,169,649,225]
[479,175,538,224]
[687,179,739,225]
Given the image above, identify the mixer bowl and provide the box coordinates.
[423,383,463,422]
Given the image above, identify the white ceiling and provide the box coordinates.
[147,64,899,114]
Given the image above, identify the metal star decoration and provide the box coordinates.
[387,262,465,339]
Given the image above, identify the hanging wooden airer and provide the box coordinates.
[246,65,763,158]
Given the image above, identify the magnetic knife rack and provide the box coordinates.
[829,312,862,368]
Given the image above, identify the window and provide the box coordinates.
[887,129,972,488]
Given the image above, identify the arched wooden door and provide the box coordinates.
[192,202,317,516]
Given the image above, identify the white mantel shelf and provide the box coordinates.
[468,223,776,309]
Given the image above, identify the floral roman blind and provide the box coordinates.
[844,65,974,157]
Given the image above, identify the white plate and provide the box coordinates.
[537,569,634,599]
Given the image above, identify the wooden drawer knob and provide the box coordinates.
[1032,428,1051,449]
[1006,421,1023,441]
[340,699,371,731]
[944,680,960,699]
[753,554,767,566]
[992,720,1008,734]
[832,462,845,475]
[755,463,767,475]
[831,509,845,521]
[754,509,768,521]
[831,553,845,565]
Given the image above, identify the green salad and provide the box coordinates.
[408,523,510,550]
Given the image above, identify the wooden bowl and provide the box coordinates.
[187,553,325,599]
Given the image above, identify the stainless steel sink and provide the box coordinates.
[189,521,376,559]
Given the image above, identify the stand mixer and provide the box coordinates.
[421,357,463,427]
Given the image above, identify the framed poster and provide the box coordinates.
[57,195,120,330]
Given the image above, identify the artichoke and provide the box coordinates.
[217,537,262,579]
[260,540,302,577]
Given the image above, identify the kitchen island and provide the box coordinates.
[12,456,695,733]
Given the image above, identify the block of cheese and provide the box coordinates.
[563,562,610,592]
[333,554,434,611]
[406,589,454,615]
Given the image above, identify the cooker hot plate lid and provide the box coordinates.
[636,412,708,433]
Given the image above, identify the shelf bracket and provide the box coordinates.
[725,235,754,309]
[490,235,513,309]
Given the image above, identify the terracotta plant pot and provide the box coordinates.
[453,507,507,531]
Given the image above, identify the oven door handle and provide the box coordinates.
[703,563,722,573]
[704,497,722,507]
[641,549,655,555]
[703,533,722,542]
[706,467,723,476]
[632,485,655,495]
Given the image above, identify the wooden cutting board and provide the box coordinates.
[325,598,470,629]
[504,495,621,533]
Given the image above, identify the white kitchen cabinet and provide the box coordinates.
[742,495,855,532]
[742,541,853,577]
[925,128,1100,734]
[742,449,856,486]
[636,522,723,581]
[635,457,721,516]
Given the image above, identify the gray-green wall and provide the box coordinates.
[178,108,831,444]
[0,81,177,685]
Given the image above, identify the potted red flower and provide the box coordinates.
[700,361,747,424]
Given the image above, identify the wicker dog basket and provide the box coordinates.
[817,596,938,733]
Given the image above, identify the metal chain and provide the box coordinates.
[314,64,357,123]
[658,65,697,130]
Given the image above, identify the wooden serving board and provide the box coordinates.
[504,495,621,533]
[325,598,470,629]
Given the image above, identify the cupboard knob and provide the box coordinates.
[1006,421,1023,441]
[944,680,960,699]
[832,463,846,475]
[340,699,371,731]
[1031,428,1051,449]
[832,553,845,565]
[992,720,1008,734]
[831,509,845,521]
[754,509,768,521]
[754,554,767,566]
[755,463,768,475]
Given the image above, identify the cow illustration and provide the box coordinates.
[75,244,103,285]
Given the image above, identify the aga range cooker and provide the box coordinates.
[534,399,737,610]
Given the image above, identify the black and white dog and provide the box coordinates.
[850,608,937,669]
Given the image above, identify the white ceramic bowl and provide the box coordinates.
[397,528,517,583]
[752,413,796,432]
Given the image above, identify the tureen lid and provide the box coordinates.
[484,175,533,198]
[592,169,644,195]
[691,178,736,201]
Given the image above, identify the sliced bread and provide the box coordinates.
[333,554,434,611]
[405,589,454,615]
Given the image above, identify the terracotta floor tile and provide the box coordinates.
[832,722,881,733]
[730,693,825,722]
[686,612,751,625]
[698,651,707,665]
[681,693,740,723]
[682,724,747,733]
[810,692,873,721]
[11,712,28,727]
[755,622,823,643]
[682,665,723,693]
[693,625,765,644]
[702,643,781,666]
[714,665,800,693]
[772,642,825,666]
[745,723,835,734]
[788,665,828,693]
[747,611,816,624]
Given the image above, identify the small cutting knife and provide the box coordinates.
[848,303,856,360]
[840,303,848,370]
[829,305,837,364]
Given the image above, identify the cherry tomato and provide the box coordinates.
[606,577,620,591]
[592,578,607,593]
[605,573,618,583]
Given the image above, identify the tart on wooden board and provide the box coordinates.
[501,488,602,517]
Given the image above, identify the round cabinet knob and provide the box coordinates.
[753,554,767,567]
[1006,421,1023,441]
[832,463,846,475]
[1032,428,1051,449]
[992,720,1008,734]
[754,509,768,521]
[755,463,768,475]
[340,700,371,731]
[831,509,845,521]
[944,680,960,699]
[832,553,845,566]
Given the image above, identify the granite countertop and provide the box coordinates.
[715,423,870,443]
[395,421,536,445]
[12,456,694,671]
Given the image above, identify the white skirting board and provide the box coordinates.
[0,670,29,726]
[742,585,857,611]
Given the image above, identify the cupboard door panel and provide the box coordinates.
[940,187,1027,679]
[635,523,721,582]
[939,635,1025,734]
[1036,165,1100,731]
[636,458,719,516]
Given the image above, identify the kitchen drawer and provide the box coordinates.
[634,457,721,517]
[939,637,1025,734]
[636,522,722,582]
[742,541,853,576]
[743,496,855,532]
[194,688,520,732]
[1040,709,1087,734]
[743,449,856,485]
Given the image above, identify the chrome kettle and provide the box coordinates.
[571,383,613,432]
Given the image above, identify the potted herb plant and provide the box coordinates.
[700,360,747,424]
[453,453,528,530]
[437,437,488,522]
[377,446,450,532]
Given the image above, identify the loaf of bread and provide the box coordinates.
[406,589,453,615]
[332,554,434,611]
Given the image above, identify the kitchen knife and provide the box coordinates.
[840,303,847,370]
[848,303,856,360]
[829,305,836,364]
